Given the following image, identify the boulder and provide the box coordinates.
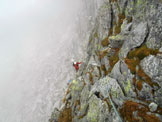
[86,95,109,122]
[91,76,124,107]
[149,102,158,112]
[110,61,136,98]
[119,22,148,59]
[140,55,162,85]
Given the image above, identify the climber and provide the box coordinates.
[73,61,82,72]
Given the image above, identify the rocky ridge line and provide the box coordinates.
[49,0,162,122]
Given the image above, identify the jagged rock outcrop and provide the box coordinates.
[49,0,162,122]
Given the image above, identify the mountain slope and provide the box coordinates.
[49,0,162,122]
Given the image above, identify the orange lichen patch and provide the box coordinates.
[127,45,159,60]
[89,72,94,85]
[114,24,121,35]
[138,67,159,89]
[58,107,72,122]
[62,84,72,103]
[137,67,153,87]
[101,64,109,76]
[144,114,161,122]
[136,80,143,91]
[125,58,140,74]
[101,64,106,71]
[108,48,120,72]
[114,13,125,35]
[120,101,161,122]
[120,100,139,122]
[109,53,119,68]
[125,45,160,90]
[101,37,109,47]
[104,98,112,112]
[118,13,125,25]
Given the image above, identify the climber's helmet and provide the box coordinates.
[73,62,76,66]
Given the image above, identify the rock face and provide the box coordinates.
[49,0,162,122]
[119,22,148,59]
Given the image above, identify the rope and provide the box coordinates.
[107,89,123,122]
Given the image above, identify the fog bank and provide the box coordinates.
[0,0,102,121]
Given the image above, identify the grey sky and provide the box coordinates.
[0,0,83,121]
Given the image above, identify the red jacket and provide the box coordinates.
[74,62,82,72]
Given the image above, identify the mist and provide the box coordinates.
[0,0,83,121]
[0,0,103,121]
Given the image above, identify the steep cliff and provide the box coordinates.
[49,0,162,122]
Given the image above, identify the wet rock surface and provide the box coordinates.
[49,0,162,122]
